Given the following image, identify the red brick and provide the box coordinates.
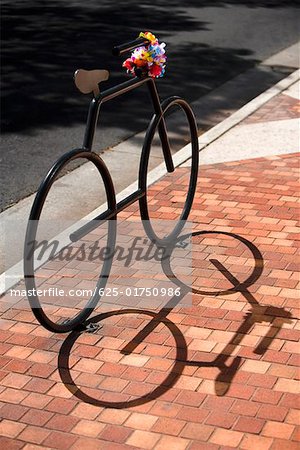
[0,419,26,438]
[71,403,101,420]
[126,430,160,449]
[234,416,265,434]
[4,359,32,374]
[274,378,299,394]
[174,391,206,407]
[270,439,300,450]
[121,366,150,382]
[99,408,130,425]
[146,370,171,385]
[291,425,300,442]
[73,344,101,358]
[181,422,214,441]
[268,363,296,379]
[0,437,24,450]
[252,388,282,404]
[0,403,28,420]
[97,362,126,377]
[75,372,104,388]
[277,328,300,341]
[203,395,235,411]
[0,355,11,368]
[154,435,190,450]
[98,390,130,405]
[29,336,57,350]
[288,354,300,367]
[2,372,31,389]
[210,428,243,447]
[262,421,294,439]
[258,404,288,421]
[21,408,53,426]
[99,376,129,393]
[151,417,185,436]
[263,349,290,364]
[280,393,300,409]
[0,387,29,404]
[286,408,300,425]
[46,414,79,432]
[21,392,52,409]
[0,329,11,343]
[150,401,182,418]
[23,377,55,394]
[230,399,260,417]
[18,425,51,444]
[6,333,34,347]
[124,412,158,431]
[189,443,219,450]
[176,405,209,423]
[73,358,103,373]
[227,383,255,400]
[69,437,108,450]
[71,419,105,438]
[43,430,78,449]
[239,434,273,450]
[144,357,173,372]
[27,362,56,378]
[248,373,277,388]
[99,424,132,443]
[46,397,77,414]
[124,381,155,397]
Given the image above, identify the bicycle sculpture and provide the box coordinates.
[24,32,199,333]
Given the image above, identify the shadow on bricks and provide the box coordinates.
[58,230,294,407]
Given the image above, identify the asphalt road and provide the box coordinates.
[1,0,299,212]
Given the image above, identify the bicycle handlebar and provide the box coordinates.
[112,37,150,56]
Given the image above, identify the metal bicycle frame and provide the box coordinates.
[70,76,174,242]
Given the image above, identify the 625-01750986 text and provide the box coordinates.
[9,287,182,298]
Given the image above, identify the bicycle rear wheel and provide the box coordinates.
[139,97,199,246]
[24,148,116,333]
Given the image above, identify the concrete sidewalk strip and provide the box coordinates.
[182,69,299,166]
[184,77,300,167]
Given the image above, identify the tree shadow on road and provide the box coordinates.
[1,0,262,135]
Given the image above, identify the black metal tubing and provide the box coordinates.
[83,76,174,171]
[112,37,150,56]
[100,76,149,104]
[147,81,174,173]
[138,96,199,245]
[24,148,117,333]
[80,74,175,241]
[70,189,145,242]
[83,77,149,151]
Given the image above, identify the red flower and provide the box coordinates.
[149,64,162,77]
[123,59,134,71]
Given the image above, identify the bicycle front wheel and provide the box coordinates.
[139,97,199,245]
[24,148,116,333]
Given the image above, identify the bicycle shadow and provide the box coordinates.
[58,230,294,407]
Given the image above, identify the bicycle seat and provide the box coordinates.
[74,69,109,96]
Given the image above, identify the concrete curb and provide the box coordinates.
[0,69,299,296]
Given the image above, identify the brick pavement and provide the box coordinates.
[243,93,300,124]
[0,98,299,448]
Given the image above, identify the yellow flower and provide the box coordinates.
[139,31,156,44]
